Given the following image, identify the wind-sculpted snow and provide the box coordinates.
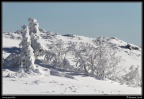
[2,18,142,94]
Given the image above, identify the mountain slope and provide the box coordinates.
[2,18,142,95]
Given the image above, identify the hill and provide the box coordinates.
[2,18,142,95]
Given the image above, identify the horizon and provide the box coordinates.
[2,2,142,46]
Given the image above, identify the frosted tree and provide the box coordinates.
[44,40,71,70]
[54,40,71,70]
[58,57,70,70]
[90,37,123,80]
[44,51,57,66]
[73,37,124,80]
[67,42,94,73]
[28,18,39,34]
[19,25,36,72]
[44,40,63,67]
[122,65,141,87]
[28,18,45,58]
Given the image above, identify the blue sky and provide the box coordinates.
[2,2,142,46]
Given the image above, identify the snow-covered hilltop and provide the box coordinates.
[2,18,142,95]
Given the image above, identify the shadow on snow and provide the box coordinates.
[34,59,89,77]
[3,47,21,54]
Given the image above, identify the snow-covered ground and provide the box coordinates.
[2,34,142,95]
[2,70,141,95]
[2,18,142,95]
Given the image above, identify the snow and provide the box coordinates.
[2,69,141,95]
[2,35,142,95]
[109,38,127,46]
[2,18,142,95]
[3,37,21,58]
[3,37,20,48]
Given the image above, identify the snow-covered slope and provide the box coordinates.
[2,18,142,95]
[3,69,141,95]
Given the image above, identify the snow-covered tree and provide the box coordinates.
[122,65,141,87]
[19,25,36,72]
[44,39,72,70]
[28,18,39,34]
[72,37,124,80]
[61,58,70,70]
[90,37,123,80]
[44,51,57,66]
[44,40,63,67]
[28,18,45,57]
